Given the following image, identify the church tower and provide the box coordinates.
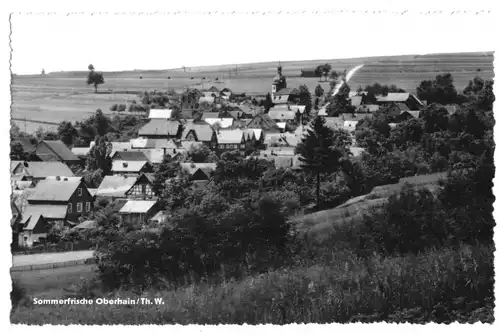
[271,62,287,100]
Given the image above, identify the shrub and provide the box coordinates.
[109,104,118,111]
[118,104,127,112]
[95,195,295,290]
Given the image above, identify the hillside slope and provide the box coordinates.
[293,173,448,241]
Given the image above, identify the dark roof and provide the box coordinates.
[112,151,149,161]
[12,138,36,153]
[395,103,410,111]
[248,114,278,129]
[138,120,180,137]
[37,140,80,161]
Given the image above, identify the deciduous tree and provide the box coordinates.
[86,136,112,175]
[87,64,105,93]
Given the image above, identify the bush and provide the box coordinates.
[109,104,118,111]
[95,196,294,290]
[118,104,127,112]
[361,184,448,255]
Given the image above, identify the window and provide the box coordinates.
[78,188,82,196]
[141,184,147,194]
[240,144,245,149]
[67,203,72,213]
[77,202,83,213]
[86,202,91,212]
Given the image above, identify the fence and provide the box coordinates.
[12,240,94,256]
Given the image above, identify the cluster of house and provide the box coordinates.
[13,65,434,248]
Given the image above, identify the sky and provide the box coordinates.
[10,9,495,75]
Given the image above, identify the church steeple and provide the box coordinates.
[271,61,287,99]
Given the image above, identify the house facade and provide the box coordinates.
[216,129,250,153]
[18,214,50,248]
[119,200,158,227]
[23,178,94,222]
[97,174,155,199]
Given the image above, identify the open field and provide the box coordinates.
[11,264,95,298]
[11,52,494,133]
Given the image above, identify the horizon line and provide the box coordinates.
[11,50,494,76]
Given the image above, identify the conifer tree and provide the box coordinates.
[295,116,344,207]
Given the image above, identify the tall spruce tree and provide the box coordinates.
[295,116,344,207]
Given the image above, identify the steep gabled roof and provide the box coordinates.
[21,213,46,231]
[11,161,22,174]
[395,102,410,111]
[216,129,245,144]
[97,175,139,197]
[17,161,74,178]
[248,114,278,129]
[28,178,83,202]
[37,140,80,161]
[182,121,215,142]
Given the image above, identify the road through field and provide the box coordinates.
[12,250,94,267]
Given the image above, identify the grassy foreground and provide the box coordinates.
[11,244,493,324]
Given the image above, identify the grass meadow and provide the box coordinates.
[11,245,493,324]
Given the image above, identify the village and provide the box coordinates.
[11,63,447,250]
